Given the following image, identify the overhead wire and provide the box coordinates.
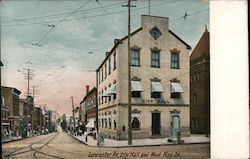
[1,0,183,27]
[36,0,92,45]
[1,1,126,23]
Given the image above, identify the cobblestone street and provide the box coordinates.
[2,130,210,159]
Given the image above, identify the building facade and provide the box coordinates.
[84,87,97,129]
[1,96,10,139]
[96,15,191,140]
[190,28,210,135]
[1,86,22,136]
[19,98,31,136]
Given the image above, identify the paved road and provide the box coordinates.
[2,130,210,159]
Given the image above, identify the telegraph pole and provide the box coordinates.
[148,0,151,15]
[22,68,34,96]
[71,96,75,131]
[122,0,136,145]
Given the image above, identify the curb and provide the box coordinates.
[2,137,24,144]
[69,133,210,148]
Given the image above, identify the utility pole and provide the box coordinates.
[71,96,75,131]
[148,0,151,15]
[95,71,99,146]
[32,85,35,136]
[39,105,42,135]
[122,0,136,145]
[22,68,34,96]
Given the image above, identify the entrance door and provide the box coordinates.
[152,113,161,135]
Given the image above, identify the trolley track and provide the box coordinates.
[3,132,64,159]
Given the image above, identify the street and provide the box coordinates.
[2,129,210,159]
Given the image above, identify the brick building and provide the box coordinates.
[1,86,22,136]
[190,28,210,135]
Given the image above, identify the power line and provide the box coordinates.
[1,0,183,27]
[1,1,126,23]
[36,0,92,45]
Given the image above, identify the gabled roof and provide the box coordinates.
[190,28,210,60]
[96,20,192,71]
[169,30,191,49]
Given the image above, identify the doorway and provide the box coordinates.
[152,112,161,135]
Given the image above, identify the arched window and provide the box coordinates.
[132,117,140,129]
[131,110,141,130]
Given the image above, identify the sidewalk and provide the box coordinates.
[2,136,23,143]
[71,134,210,147]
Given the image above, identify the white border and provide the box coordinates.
[211,1,249,158]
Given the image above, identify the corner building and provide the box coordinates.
[97,15,191,140]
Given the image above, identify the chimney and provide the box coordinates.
[86,85,90,94]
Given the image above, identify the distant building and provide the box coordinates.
[1,96,10,139]
[84,86,97,130]
[79,100,86,125]
[19,98,31,135]
[96,15,191,140]
[1,86,22,136]
[190,28,210,135]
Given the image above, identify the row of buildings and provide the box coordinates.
[72,15,210,141]
[1,86,58,139]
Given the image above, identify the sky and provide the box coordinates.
[0,0,209,116]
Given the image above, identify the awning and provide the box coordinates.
[170,82,184,93]
[131,112,141,122]
[131,81,143,91]
[102,91,111,97]
[106,84,116,94]
[151,81,163,92]
[85,119,95,128]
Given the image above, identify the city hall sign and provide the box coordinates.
[141,99,170,104]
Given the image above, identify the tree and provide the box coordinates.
[60,114,67,131]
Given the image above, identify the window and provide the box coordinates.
[131,112,140,129]
[101,67,103,81]
[170,81,183,98]
[131,91,141,98]
[105,119,107,128]
[171,92,180,98]
[151,51,160,68]
[113,120,116,130]
[193,93,197,104]
[132,117,140,129]
[113,94,116,100]
[150,26,162,40]
[104,64,107,79]
[171,52,180,69]
[151,81,163,98]
[101,119,104,127]
[108,118,111,129]
[98,96,100,105]
[108,58,111,75]
[113,52,116,70]
[131,49,140,66]
[101,91,103,104]
[98,71,100,84]
[151,92,161,98]
[105,96,107,103]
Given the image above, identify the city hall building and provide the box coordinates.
[96,15,191,140]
